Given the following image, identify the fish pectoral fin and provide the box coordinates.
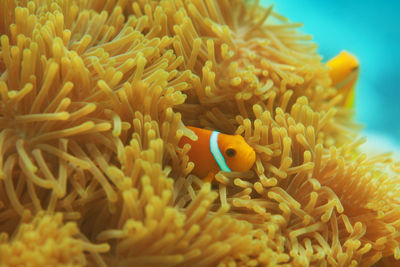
[342,77,357,108]
[203,171,217,183]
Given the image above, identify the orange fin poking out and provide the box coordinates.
[327,51,359,108]
[178,126,256,182]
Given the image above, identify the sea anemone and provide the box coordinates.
[0,0,399,266]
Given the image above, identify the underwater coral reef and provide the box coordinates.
[0,0,399,266]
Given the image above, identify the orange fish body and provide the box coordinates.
[327,51,359,108]
[179,126,256,182]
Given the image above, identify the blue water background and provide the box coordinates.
[261,0,400,147]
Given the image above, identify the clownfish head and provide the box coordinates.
[327,50,359,87]
[218,134,256,172]
[327,51,359,108]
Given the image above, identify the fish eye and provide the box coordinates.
[225,148,236,157]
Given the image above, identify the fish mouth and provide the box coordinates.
[237,147,256,171]
[246,148,256,168]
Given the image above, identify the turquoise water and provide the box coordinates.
[262,0,400,149]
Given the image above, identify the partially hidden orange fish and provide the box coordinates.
[327,50,359,108]
[179,126,256,182]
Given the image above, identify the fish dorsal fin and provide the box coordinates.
[210,131,232,172]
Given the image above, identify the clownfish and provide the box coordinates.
[327,50,359,108]
[179,126,256,182]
